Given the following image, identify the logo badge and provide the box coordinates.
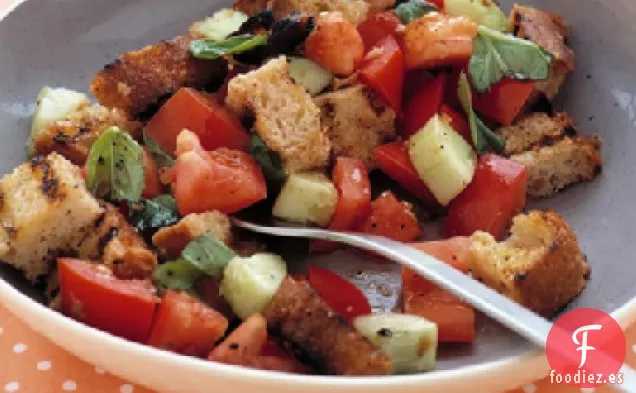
[546,308,626,387]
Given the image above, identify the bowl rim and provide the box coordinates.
[1,0,636,389]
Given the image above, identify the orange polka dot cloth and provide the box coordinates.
[0,1,635,392]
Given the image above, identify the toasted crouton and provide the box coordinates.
[90,36,227,118]
[264,276,391,375]
[511,5,575,100]
[32,104,143,165]
[0,154,103,281]
[76,202,157,280]
[152,211,232,259]
[226,56,330,172]
[497,112,576,156]
[271,0,369,25]
[469,211,590,317]
[510,136,602,199]
[315,84,396,169]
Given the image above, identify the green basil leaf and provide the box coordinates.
[394,0,439,24]
[129,195,180,232]
[457,72,505,154]
[86,127,145,202]
[469,25,553,92]
[182,232,236,278]
[189,34,268,60]
[143,132,175,168]
[153,259,203,294]
[249,134,286,185]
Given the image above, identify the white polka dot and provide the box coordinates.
[36,360,52,371]
[0,327,4,336]
[120,384,134,393]
[581,389,596,393]
[522,384,537,393]
[94,366,106,374]
[4,382,19,392]
[62,380,77,391]
[12,343,27,353]
[631,344,636,354]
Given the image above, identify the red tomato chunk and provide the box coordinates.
[145,87,249,154]
[358,35,405,113]
[307,266,371,322]
[373,142,441,210]
[58,258,159,343]
[444,154,528,240]
[402,238,476,343]
[173,130,267,215]
[402,72,447,138]
[147,290,229,357]
[357,11,402,53]
[359,191,423,242]
[473,79,536,126]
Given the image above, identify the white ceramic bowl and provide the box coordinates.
[1,0,636,391]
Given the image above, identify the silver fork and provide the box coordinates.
[232,218,636,392]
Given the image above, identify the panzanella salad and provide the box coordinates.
[1,0,601,376]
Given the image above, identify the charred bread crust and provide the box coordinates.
[90,36,227,118]
[470,210,590,318]
[263,276,391,376]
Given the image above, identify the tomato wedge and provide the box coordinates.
[58,258,159,343]
[307,266,371,322]
[357,11,402,52]
[141,148,162,198]
[174,130,267,215]
[373,142,441,210]
[147,290,229,357]
[402,237,476,343]
[473,78,536,126]
[359,191,423,243]
[444,154,528,240]
[313,158,371,252]
[403,278,476,343]
[145,88,249,154]
[329,157,372,232]
[410,237,472,273]
[358,35,405,112]
[402,72,447,138]
[440,104,472,146]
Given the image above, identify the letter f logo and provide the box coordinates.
[572,324,603,368]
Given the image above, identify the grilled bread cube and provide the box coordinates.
[91,36,227,118]
[315,84,396,169]
[264,276,391,375]
[497,112,576,156]
[510,136,602,199]
[511,5,575,100]
[226,56,330,173]
[271,0,369,25]
[76,202,157,280]
[496,112,602,198]
[469,210,590,317]
[152,211,232,259]
[0,154,103,281]
[32,104,142,165]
